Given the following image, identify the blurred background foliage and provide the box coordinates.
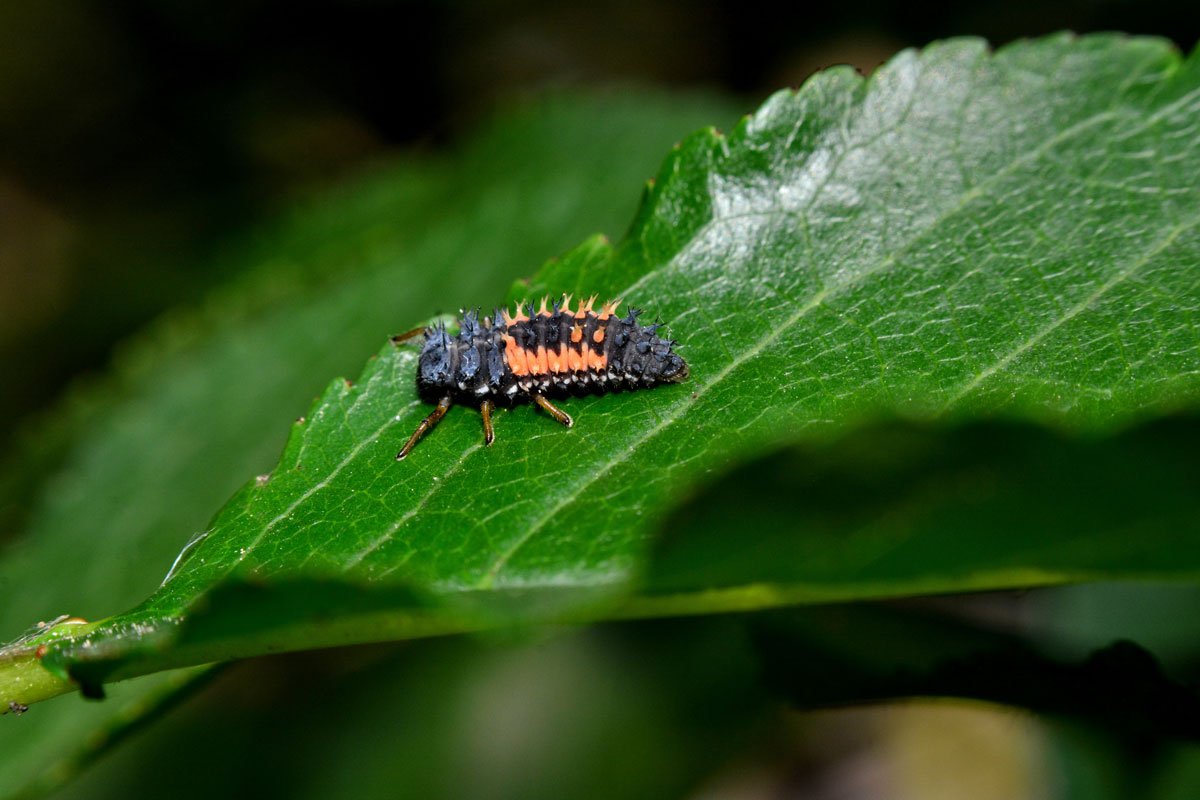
[2,1,1199,798]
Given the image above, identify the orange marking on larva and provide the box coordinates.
[592,327,605,344]
[522,349,540,375]
[537,296,551,316]
[503,335,529,376]
[598,298,622,320]
[587,348,608,371]
[571,324,584,343]
[533,345,549,374]
[501,308,515,326]
[568,346,584,371]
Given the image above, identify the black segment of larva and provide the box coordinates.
[395,294,688,459]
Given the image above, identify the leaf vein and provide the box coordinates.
[942,212,1200,407]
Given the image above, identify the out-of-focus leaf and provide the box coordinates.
[644,416,1200,600]
[49,624,770,800]
[749,604,1200,739]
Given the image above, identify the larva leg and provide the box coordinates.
[396,396,452,460]
[390,327,426,345]
[480,399,496,446]
[533,394,574,428]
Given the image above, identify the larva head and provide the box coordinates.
[416,322,454,399]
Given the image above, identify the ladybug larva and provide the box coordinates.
[392,294,688,459]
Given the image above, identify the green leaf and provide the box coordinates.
[9,33,1200,712]
[645,416,1200,601]
[0,91,738,795]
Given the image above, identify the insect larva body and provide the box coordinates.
[394,294,687,458]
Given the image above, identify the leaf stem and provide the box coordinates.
[0,646,75,710]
